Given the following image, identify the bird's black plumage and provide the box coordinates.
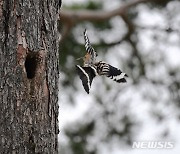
[76,65,97,94]
[76,29,128,94]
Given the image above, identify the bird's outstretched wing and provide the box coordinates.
[76,65,97,94]
[95,61,128,83]
[84,29,98,64]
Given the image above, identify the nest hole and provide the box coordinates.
[25,54,38,79]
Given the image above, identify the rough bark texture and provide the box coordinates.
[0,0,61,153]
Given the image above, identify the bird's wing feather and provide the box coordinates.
[76,65,97,94]
[96,61,128,83]
[106,64,128,83]
[84,29,98,58]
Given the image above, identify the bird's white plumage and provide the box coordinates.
[111,73,126,81]
[76,65,91,91]
[76,29,128,94]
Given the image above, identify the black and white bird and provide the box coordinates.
[76,30,128,94]
[83,29,98,66]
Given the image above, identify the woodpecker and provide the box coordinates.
[76,30,128,94]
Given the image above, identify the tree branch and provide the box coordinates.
[61,0,155,22]
[60,0,158,41]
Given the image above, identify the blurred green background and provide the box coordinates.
[58,0,180,154]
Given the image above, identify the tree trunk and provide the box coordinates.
[0,0,61,153]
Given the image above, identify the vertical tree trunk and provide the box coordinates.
[0,0,61,153]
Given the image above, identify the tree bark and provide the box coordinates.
[0,0,61,153]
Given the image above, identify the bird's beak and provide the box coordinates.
[76,57,84,61]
